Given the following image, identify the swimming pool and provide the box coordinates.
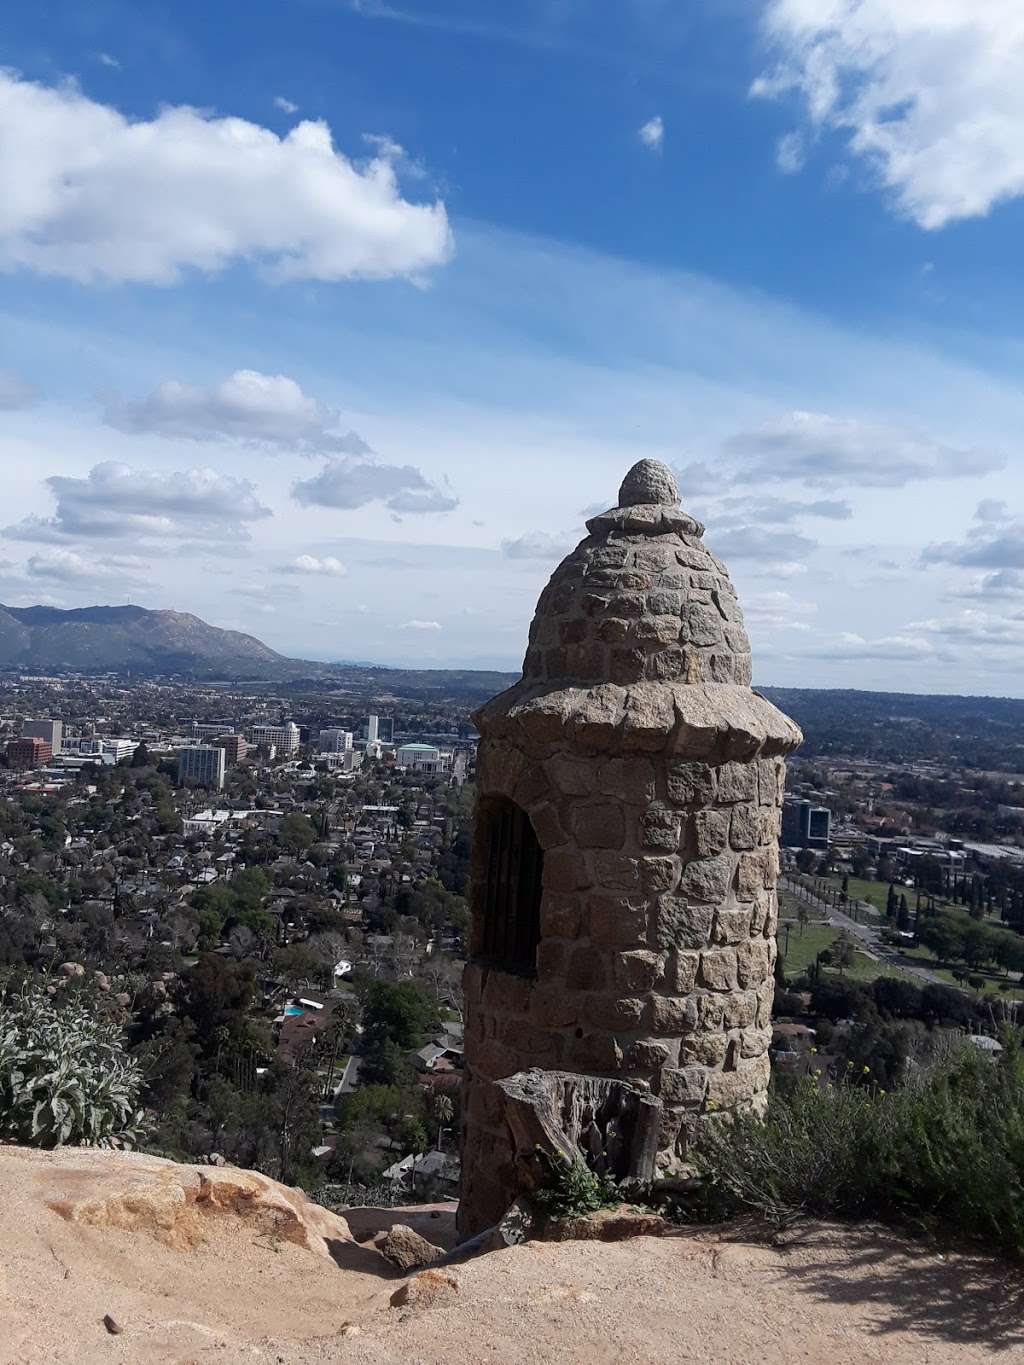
[284,1005,304,1017]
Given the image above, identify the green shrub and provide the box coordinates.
[530,1149,620,1221]
[0,982,145,1148]
[693,1039,1024,1257]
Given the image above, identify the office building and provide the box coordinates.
[377,717,395,744]
[365,715,379,745]
[781,796,831,850]
[395,742,447,774]
[318,728,353,753]
[60,737,138,765]
[246,722,300,754]
[178,746,226,791]
[213,733,248,766]
[190,722,234,740]
[22,719,63,751]
[7,736,52,770]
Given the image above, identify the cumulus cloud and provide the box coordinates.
[0,371,39,410]
[716,494,851,524]
[923,518,1024,570]
[950,569,1024,601]
[743,590,818,630]
[292,456,458,514]
[724,410,1003,489]
[975,498,1012,523]
[106,370,370,456]
[911,608,1024,648]
[753,1,1024,228]
[804,631,937,661]
[24,547,145,583]
[399,619,442,631]
[501,531,577,561]
[0,70,452,284]
[638,116,664,151]
[278,554,348,576]
[4,462,271,544]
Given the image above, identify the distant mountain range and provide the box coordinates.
[0,603,293,679]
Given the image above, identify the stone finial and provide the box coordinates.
[617,459,680,508]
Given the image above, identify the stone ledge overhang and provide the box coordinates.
[474,680,802,760]
[584,503,706,539]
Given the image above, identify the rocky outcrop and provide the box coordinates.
[0,1144,1018,1364]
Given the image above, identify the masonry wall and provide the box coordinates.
[458,730,787,1238]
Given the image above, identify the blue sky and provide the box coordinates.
[2,0,1024,692]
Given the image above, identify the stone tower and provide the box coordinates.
[459,459,801,1237]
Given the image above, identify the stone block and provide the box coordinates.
[625,1038,674,1070]
[482,970,532,1016]
[681,603,723,647]
[536,940,568,980]
[660,948,699,993]
[736,850,770,899]
[695,994,726,1031]
[660,758,715,808]
[610,647,647,685]
[729,804,759,851]
[471,1040,520,1081]
[584,994,646,1030]
[598,755,656,803]
[699,948,738,992]
[678,1030,729,1067]
[592,851,641,891]
[545,754,595,797]
[572,801,627,849]
[545,848,591,893]
[565,1032,623,1071]
[613,949,663,992]
[558,617,588,645]
[564,643,606,678]
[586,894,648,947]
[661,1066,709,1106]
[693,809,729,857]
[706,1054,770,1109]
[647,589,682,616]
[648,995,695,1035]
[530,802,566,850]
[514,765,553,810]
[596,617,630,644]
[496,1017,562,1065]
[530,984,580,1029]
[639,806,683,851]
[715,762,758,804]
[755,980,775,1028]
[540,893,581,939]
[641,856,679,894]
[677,853,733,903]
[736,937,771,989]
[566,945,608,992]
[712,906,753,945]
[655,898,714,951]
[739,1026,772,1059]
[721,990,758,1029]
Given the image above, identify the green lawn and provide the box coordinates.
[777,918,899,985]
[894,944,1024,1001]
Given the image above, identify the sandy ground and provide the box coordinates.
[4,1145,1024,1364]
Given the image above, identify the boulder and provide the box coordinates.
[376,1223,445,1271]
[389,1268,460,1311]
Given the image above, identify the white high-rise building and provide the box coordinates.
[246,721,300,754]
[366,715,379,745]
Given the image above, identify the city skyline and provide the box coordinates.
[2,3,1024,693]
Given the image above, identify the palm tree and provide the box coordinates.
[431,1093,454,1149]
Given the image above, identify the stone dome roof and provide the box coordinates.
[522,459,751,688]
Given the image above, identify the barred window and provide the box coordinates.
[477,797,543,976]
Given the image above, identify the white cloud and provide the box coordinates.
[4,462,270,544]
[911,608,1024,647]
[292,456,458,514]
[805,631,937,661]
[0,70,452,284]
[754,1,1024,228]
[24,548,144,583]
[638,116,664,151]
[106,370,370,456]
[97,53,120,70]
[923,517,1024,570]
[775,130,805,174]
[279,554,348,577]
[724,410,1003,489]
[712,524,816,562]
[0,371,39,410]
[501,531,577,561]
[975,498,1012,524]
[274,95,298,114]
[400,618,442,631]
